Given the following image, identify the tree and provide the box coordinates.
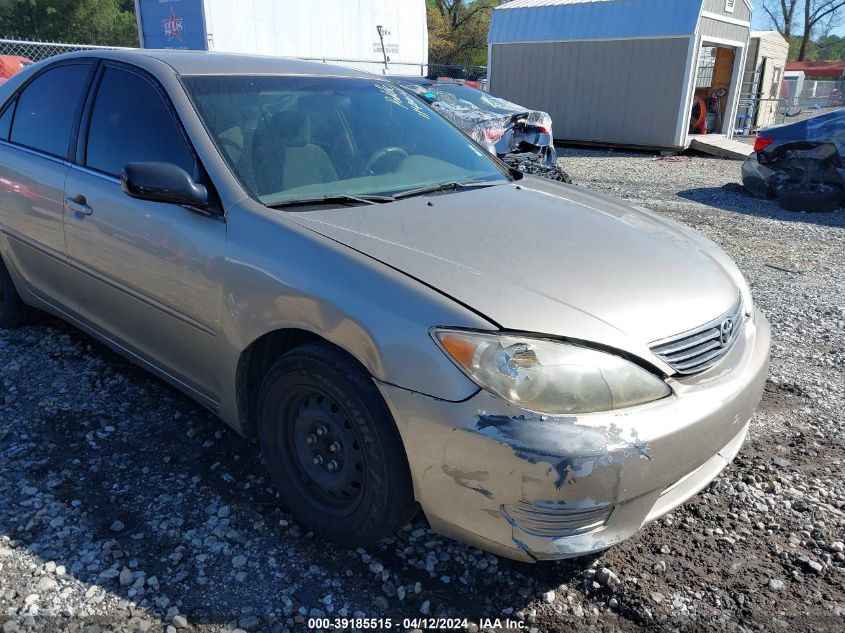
[762,0,801,37]
[798,0,845,60]
[427,0,500,65]
[0,0,138,46]
[814,33,845,60]
[762,0,845,61]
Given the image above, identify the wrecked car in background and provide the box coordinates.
[0,51,769,562]
[388,76,571,182]
[0,55,32,85]
[743,108,845,212]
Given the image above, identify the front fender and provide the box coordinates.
[215,200,490,431]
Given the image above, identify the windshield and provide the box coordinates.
[183,76,509,206]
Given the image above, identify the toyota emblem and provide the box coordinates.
[720,318,734,346]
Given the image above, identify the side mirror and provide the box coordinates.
[120,162,208,208]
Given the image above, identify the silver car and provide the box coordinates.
[0,51,770,562]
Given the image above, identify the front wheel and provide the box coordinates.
[257,343,417,546]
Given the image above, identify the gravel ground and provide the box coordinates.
[1,148,843,633]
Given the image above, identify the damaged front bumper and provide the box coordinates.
[377,309,770,561]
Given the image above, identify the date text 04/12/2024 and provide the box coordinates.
[307,617,527,630]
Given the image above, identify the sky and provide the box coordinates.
[751,4,845,37]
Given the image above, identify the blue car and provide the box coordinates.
[742,108,845,212]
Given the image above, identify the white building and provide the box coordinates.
[135,0,429,74]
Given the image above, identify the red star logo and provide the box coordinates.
[163,7,184,41]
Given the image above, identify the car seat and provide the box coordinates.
[251,109,338,196]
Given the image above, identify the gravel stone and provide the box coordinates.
[232,555,247,568]
[238,615,259,630]
[118,568,133,587]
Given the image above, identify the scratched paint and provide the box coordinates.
[441,465,495,499]
[473,412,650,489]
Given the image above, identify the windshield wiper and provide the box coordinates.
[391,180,501,200]
[268,193,395,209]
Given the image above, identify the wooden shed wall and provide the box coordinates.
[489,38,691,148]
[699,17,749,44]
[702,0,752,23]
[757,33,789,64]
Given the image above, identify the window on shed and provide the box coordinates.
[725,0,736,13]
[771,67,783,95]
[696,47,717,89]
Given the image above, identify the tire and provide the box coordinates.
[257,343,417,546]
[0,257,24,329]
[775,183,842,213]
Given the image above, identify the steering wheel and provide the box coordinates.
[363,147,409,175]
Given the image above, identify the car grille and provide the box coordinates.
[650,298,745,375]
[502,501,613,538]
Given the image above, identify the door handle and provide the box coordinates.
[66,194,93,217]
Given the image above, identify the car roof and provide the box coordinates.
[44,49,376,79]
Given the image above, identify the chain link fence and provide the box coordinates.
[736,79,845,135]
[0,38,487,84]
[299,57,486,81]
[0,38,127,62]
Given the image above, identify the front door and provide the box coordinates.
[63,64,225,404]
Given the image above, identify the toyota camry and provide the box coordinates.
[0,51,770,561]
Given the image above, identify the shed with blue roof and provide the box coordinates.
[488,0,752,149]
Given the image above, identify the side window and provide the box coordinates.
[0,99,15,141]
[85,67,196,177]
[10,64,91,157]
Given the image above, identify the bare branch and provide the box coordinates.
[807,0,845,26]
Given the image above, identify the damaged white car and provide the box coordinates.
[388,76,570,182]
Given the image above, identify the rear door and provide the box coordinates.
[0,61,94,308]
[63,63,225,405]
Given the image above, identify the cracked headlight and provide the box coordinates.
[433,330,671,415]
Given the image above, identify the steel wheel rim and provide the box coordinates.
[280,387,366,515]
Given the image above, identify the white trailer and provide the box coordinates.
[134,0,428,74]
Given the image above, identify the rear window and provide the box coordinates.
[10,63,91,158]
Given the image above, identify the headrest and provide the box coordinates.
[260,109,311,148]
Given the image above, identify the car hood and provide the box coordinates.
[285,178,739,365]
